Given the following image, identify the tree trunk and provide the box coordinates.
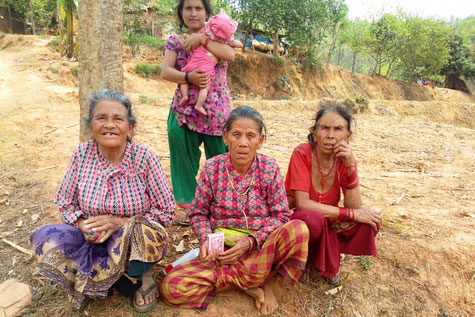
[28,4,36,35]
[79,0,124,142]
[242,29,249,53]
[337,46,343,66]
[66,4,74,58]
[351,50,357,73]
[273,31,279,56]
[326,22,341,65]
[444,72,472,94]
[7,6,13,33]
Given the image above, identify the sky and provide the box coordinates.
[345,0,474,21]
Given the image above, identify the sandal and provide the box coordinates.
[175,208,191,226]
[132,282,159,313]
[323,272,341,285]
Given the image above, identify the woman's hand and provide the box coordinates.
[188,69,210,89]
[334,140,355,167]
[82,216,128,244]
[218,236,250,265]
[353,207,382,231]
[199,238,220,262]
[183,33,206,55]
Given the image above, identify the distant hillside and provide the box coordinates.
[227,51,474,103]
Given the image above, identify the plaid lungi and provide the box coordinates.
[160,220,308,309]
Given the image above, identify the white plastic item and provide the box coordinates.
[163,247,200,274]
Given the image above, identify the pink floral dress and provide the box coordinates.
[165,35,232,136]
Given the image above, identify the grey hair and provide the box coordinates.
[85,89,137,128]
[224,106,267,136]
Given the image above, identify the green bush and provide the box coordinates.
[17,36,23,41]
[143,36,166,51]
[272,55,285,65]
[354,96,369,112]
[135,63,161,78]
[49,36,60,50]
[71,66,79,77]
[342,98,357,112]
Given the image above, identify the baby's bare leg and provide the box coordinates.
[179,83,189,107]
[194,86,209,116]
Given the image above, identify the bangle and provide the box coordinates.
[338,207,355,221]
[246,236,254,251]
[184,72,190,84]
[203,36,209,49]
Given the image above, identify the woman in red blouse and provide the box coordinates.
[30,90,175,313]
[285,103,382,284]
[160,106,309,316]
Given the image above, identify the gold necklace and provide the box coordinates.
[226,167,254,196]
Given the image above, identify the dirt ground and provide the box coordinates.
[0,35,474,316]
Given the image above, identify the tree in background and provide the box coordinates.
[394,15,451,81]
[0,0,56,34]
[57,0,78,58]
[124,0,147,57]
[442,34,474,94]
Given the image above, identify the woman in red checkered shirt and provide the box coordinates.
[160,106,309,316]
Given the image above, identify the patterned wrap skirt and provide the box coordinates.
[30,215,168,309]
[160,220,309,309]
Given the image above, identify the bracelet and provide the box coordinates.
[246,236,254,251]
[338,207,355,222]
[184,72,190,84]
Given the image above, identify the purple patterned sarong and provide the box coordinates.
[30,215,168,308]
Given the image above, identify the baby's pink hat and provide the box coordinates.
[205,10,238,43]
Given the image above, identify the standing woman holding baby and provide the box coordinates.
[162,0,236,225]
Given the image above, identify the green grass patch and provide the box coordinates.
[71,66,79,77]
[359,255,373,270]
[138,95,150,104]
[135,63,161,78]
[47,66,59,74]
[49,36,60,50]
[143,36,166,51]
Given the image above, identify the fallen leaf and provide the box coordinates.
[22,209,29,214]
[324,285,343,296]
[17,220,23,227]
[190,239,199,244]
[174,240,185,253]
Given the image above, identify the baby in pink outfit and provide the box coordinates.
[180,11,242,116]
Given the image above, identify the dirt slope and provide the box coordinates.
[228,51,474,103]
[0,35,474,316]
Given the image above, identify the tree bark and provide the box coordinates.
[242,29,249,53]
[273,31,279,56]
[444,72,472,94]
[7,6,12,33]
[79,0,124,142]
[351,50,357,73]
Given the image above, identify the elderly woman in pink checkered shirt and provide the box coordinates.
[160,106,309,315]
[30,90,175,313]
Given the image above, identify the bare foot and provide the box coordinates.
[244,287,265,310]
[260,279,279,315]
[179,96,188,107]
[134,271,159,306]
[194,104,208,116]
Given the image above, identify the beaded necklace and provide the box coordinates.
[314,147,337,186]
[226,166,255,196]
